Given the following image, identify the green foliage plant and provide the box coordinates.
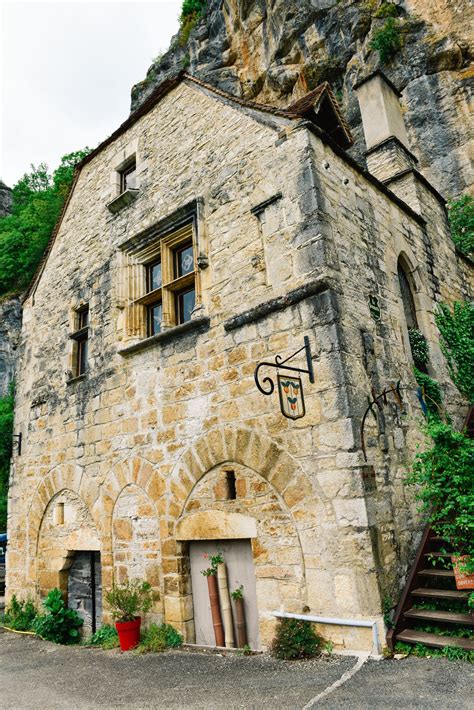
[407,419,474,574]
[435,302,474,404]
[87,624,119,649]
[271,617,323,660]
[370,18,403,63]
[395,640,473,664]
[2,595,38,631]
[408,328,430,370]
[374,2,398,18]
[0,383,14,530]
[200,552,224,576]
[447,195,474,258]
[413,367,443,417]
[136,622,183,653]
[105,580,154,622]
[33,588,83,644]
[178,0,207,46]
[230,584,244,600]
[0,149,90,298]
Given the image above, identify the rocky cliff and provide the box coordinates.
[131,0,473,199]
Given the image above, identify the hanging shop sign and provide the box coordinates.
[254,336,314,420]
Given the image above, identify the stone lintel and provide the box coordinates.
[176,511,257,541]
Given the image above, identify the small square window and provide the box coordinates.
[120,161,136,193]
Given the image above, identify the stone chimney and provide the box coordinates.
[354,72,421,212]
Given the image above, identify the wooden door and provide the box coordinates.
[190,539,260,649]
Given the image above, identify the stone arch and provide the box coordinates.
[164,426,324,643]
[111,483,163,623]
[99,456,166,608]
[26,464,100,587]
[36,488,100,598]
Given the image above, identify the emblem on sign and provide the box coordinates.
[368,295,381,321]
[254,336,314,420]
[277,374,305,420]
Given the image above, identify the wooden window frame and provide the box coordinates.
[119,160,137,194]
[70,305,89,377]
[127,222,198,339]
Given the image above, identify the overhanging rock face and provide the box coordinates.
[130,0,473,198]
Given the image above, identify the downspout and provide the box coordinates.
[272,610,381,657]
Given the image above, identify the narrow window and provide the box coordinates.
[397,262,418,330]
[120,159,136,193]
[173,241,195,325]
[225,471,237,500]
[71,304,89,377]
[145,259,162,336]
[54,502,65,526]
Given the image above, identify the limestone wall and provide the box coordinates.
[7,79,471,652]
[0,297,22,398]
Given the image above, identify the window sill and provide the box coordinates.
[66,373,87,386]
[107,189,139,214]
[118,316,210,356]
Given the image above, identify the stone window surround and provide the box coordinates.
[116,198,208,348]
[66,300,90,385]
[106,139,141,214]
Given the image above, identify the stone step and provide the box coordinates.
[411,588,469,600]
[397,629,474,651]
[404,608,474,625]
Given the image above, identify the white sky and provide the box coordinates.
[0,0,181,186]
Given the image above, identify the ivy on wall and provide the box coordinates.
[447,195,474,259]
[0,385,14,531]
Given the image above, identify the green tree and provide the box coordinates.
[0,149,90,298]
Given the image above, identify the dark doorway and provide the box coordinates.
[67,551,102,633]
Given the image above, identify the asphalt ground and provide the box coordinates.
[0,628,472,709]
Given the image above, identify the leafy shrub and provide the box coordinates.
[33,588,83,644]
[447,195,474,258]
[136,622,183,653]
[413,368,443,417]
[407,420,474,574]
[374,2,398,18]
[408,328,430,370]
[178,0,207,46]
[3,595,38,631]
[87,624,119,649]
[370,18,403,63]
[271,618,323,660]
[105,580,154,622]
[435,302,474,405]
[0,383,14,530]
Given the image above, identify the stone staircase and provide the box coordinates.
[387,527,473,652]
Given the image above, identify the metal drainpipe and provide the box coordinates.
[271,611,381,656]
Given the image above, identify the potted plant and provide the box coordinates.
[105,580,154,651]
[230,585,248,649]
[201,553,225,647]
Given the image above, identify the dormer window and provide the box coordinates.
[120,160,137,194]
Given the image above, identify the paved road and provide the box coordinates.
[0,628,472,709]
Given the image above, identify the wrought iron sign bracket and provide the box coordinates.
[254,336,315,419]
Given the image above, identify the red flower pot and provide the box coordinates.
[116,617,141,651]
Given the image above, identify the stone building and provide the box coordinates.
[6,71,472,650]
